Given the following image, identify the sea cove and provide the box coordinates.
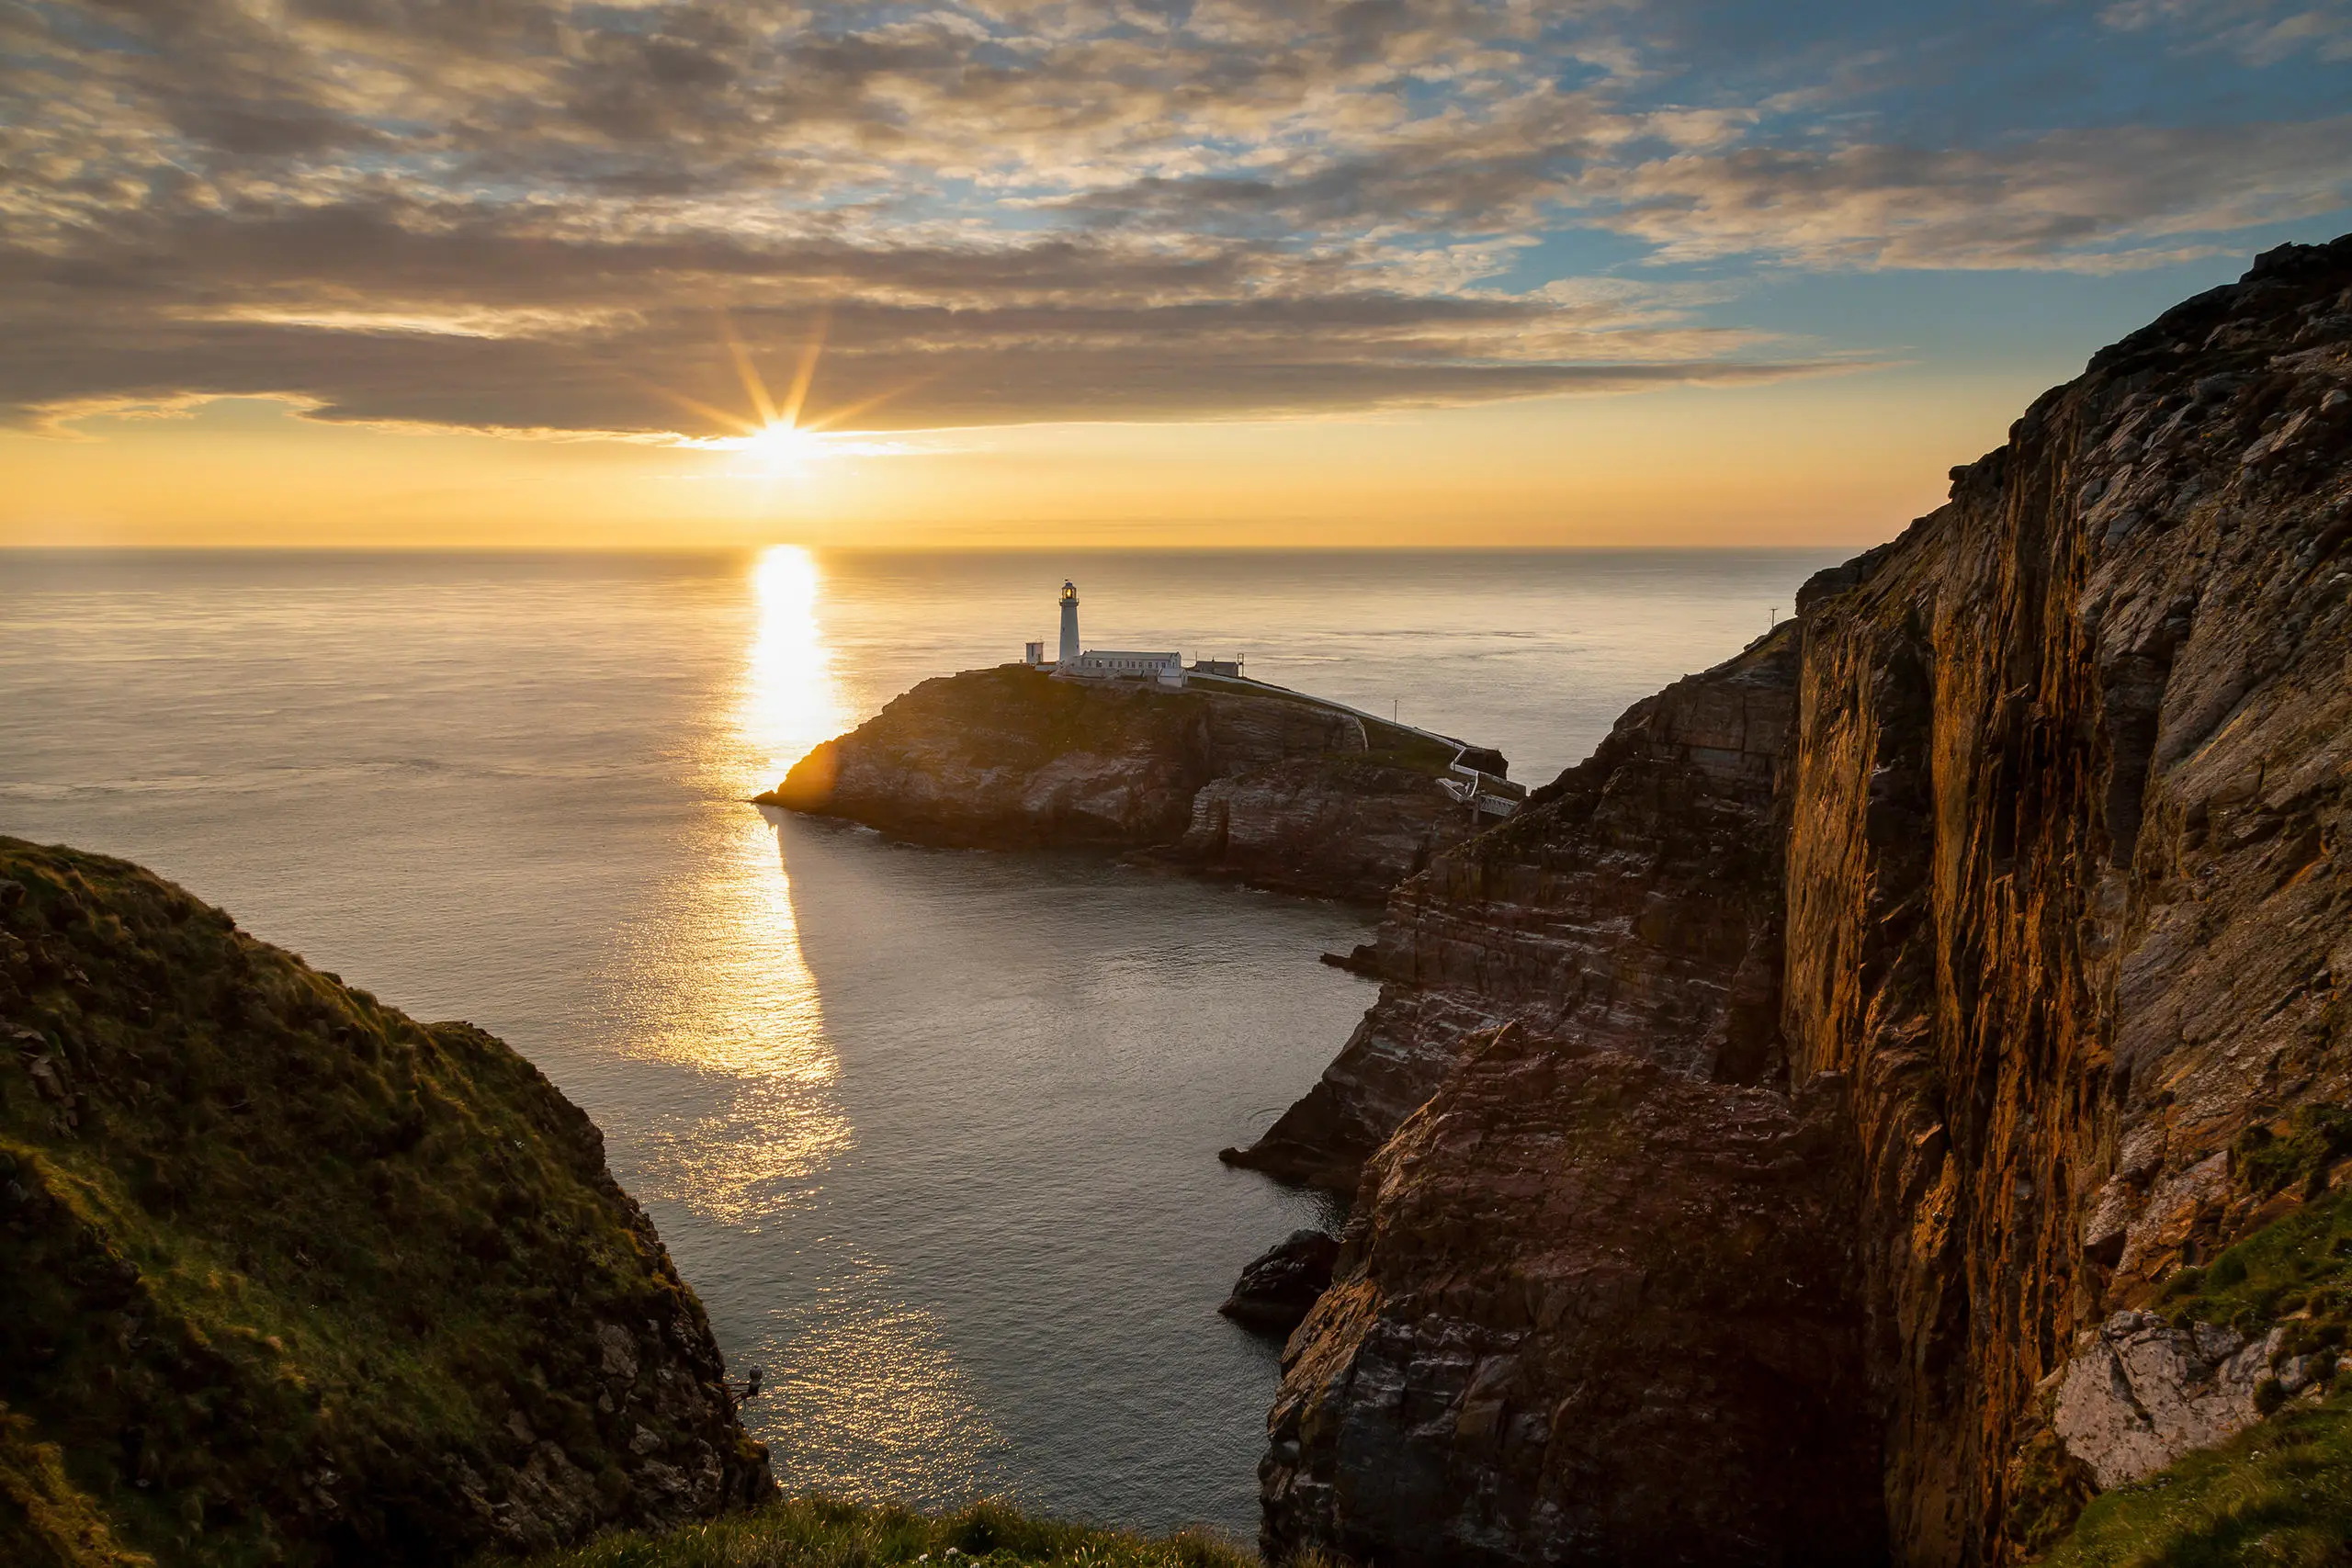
[0,547,1839,1540]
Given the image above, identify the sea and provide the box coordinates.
[0,547,1849,1542]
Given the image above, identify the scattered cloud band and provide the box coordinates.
[3,0,2346,436]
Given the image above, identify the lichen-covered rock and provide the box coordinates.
[1257,235,2352,1568]
[763,665,1517,901]
[2045,1313,2276,1489]
[0,838,774,1566]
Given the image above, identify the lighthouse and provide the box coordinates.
[1023,580,1182,684]
[1057,580,1081,665]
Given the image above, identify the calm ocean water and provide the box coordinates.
[0,547,1848,1540]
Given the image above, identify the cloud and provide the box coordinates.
[0,200,1840,433]
[2099,0,2352,65]
[1574,119,2352,270]
[1,0,2346,437]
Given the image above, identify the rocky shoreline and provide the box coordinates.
[1244,236,2352,1567]
[1217,1230,1342,1334]
[1221,624,1798,1191]
[760,663,1523,903]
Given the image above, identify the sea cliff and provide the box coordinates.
[762,664,1521,902]
[1224,628,1795,1190]
[1254,237,2352,1566]
[0,838,773,1567]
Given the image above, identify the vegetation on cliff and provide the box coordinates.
[517,1496,1261,1568]
[0,837,771,1567]
[2007,1181,2352,1559]
[2157,1179,2352,1360]
[2034,1180,2352,1564]
[2039,1388,2351,1567]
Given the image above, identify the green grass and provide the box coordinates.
[511,1496,1262,1568]
[0,1406,153,1568]
[1184,674,1464,775]
[1,837,764,1565]
[2029,1168,2352,1563]
[2038,1388,2352,1567]
[2232,1105,2352,1204]
[2155,1162,2352,1365]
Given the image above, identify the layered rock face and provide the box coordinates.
[1783,235,2352,1560]
[1170,754,1504,902]
[1260,237,2352,1567]
[766,664,1517,900]
[0,839,773,1566]
[1225,628,1797,1189]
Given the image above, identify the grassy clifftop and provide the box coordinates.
[755,664,1519,902]
[0,837,771,1567]
[519,1497,1261,1568]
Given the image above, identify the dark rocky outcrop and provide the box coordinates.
[0,838,774,1566]
[1223,628,1796,1190]
[1218,1230,1340,1333]
[1265,1033,1884,1568]
[1256,236,2352,1567]
[760,664,1521,901]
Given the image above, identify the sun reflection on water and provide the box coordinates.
[620,544,852,1201]
[741,544,846,791]
[616,546,1007,1490]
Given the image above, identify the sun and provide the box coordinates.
[668,315,911,474]
[730,423,825,474]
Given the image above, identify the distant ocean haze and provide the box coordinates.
[0,545,1848,1540]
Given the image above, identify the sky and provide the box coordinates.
[4,0,2350,547]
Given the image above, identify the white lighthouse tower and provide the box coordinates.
[1057,580,1081,665]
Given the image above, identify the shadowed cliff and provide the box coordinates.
[0,838,774,1566]
[1225,626,1795,1190]
[1254,236,2352,1567]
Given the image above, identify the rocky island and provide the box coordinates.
[1241,237,2352,1566]
[759,662,1522,903]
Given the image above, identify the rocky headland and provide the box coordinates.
[1222,626,1795,1191]
[0,838,773,1567]
[758,664,1521,902]
[1248,236,2352,1566]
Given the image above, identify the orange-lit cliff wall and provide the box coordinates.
[1261,237,2352,1567]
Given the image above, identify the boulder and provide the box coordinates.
[1218,1230,1340,1332]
